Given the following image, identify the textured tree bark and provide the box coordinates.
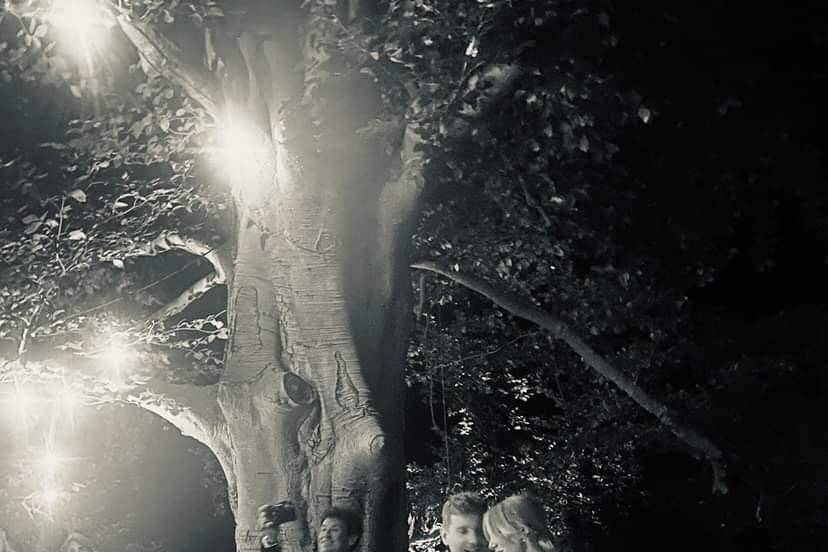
[209,109,410,552]
[112,4,416,551]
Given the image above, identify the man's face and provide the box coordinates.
[441,513,486,552]
[318,517,356,552]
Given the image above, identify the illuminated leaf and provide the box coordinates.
[68,189,87,202]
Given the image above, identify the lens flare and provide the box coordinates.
[40,450,64,476]
[47,0,113,76]
[207,113,270,186]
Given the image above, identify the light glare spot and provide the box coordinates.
[48,0,112,75]
[208,114,270,185]
[41,450,64,476]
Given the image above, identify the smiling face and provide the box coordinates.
[484,529,524,552]
[441,513,486,552]
[318,517,356,552]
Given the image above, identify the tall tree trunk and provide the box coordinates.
[213,103,411,552]
[117,2,418,548]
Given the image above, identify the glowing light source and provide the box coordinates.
[42,485,63,506]
[101,337,129,370]
[40,450,65,476]
[98,334,131,391]
[48,0,106,32]
[208,113,270,184]
[47,0,113,74]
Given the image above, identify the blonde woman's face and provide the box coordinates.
[486,531,524,552]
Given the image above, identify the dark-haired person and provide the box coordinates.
[318,507,361,552]
[258,503,361,552]
[440,492,487,552]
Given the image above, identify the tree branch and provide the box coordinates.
[148,273,225,323]
[0,350,223,447]
[412,261,729,494]
[129,232,228,282]
[378,127,427,252]
[116,15,221,116]
[123,379,222,444]
[125,232,229,323]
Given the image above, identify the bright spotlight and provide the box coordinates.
[41,450,64,476]
[42,486,62,506]
[209,114,270,183]
[47,0,113,72]
[101,340,129,370]
[97,335,132,391]
[49,0,105,31]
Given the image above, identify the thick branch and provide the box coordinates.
[149,272,224,322]
[124,379,222,444]
[412,261,729,494]
[116,15,220,115]
[132,233,227,276]
[129,232,229,316]
[0,348,223,447]
[378,127,427,259]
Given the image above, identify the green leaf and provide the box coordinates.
[67,229,86,241]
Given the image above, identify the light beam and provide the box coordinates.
[47,0,113,76]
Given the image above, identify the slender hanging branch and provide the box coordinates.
[412,261,729,494]
[116,15,221,116]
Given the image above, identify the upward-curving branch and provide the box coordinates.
[127,232,228,323]
[412,261,729,494]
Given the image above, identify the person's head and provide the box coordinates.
[440,492,487,552]
[482,495,554,552]
[318,507,361,552]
